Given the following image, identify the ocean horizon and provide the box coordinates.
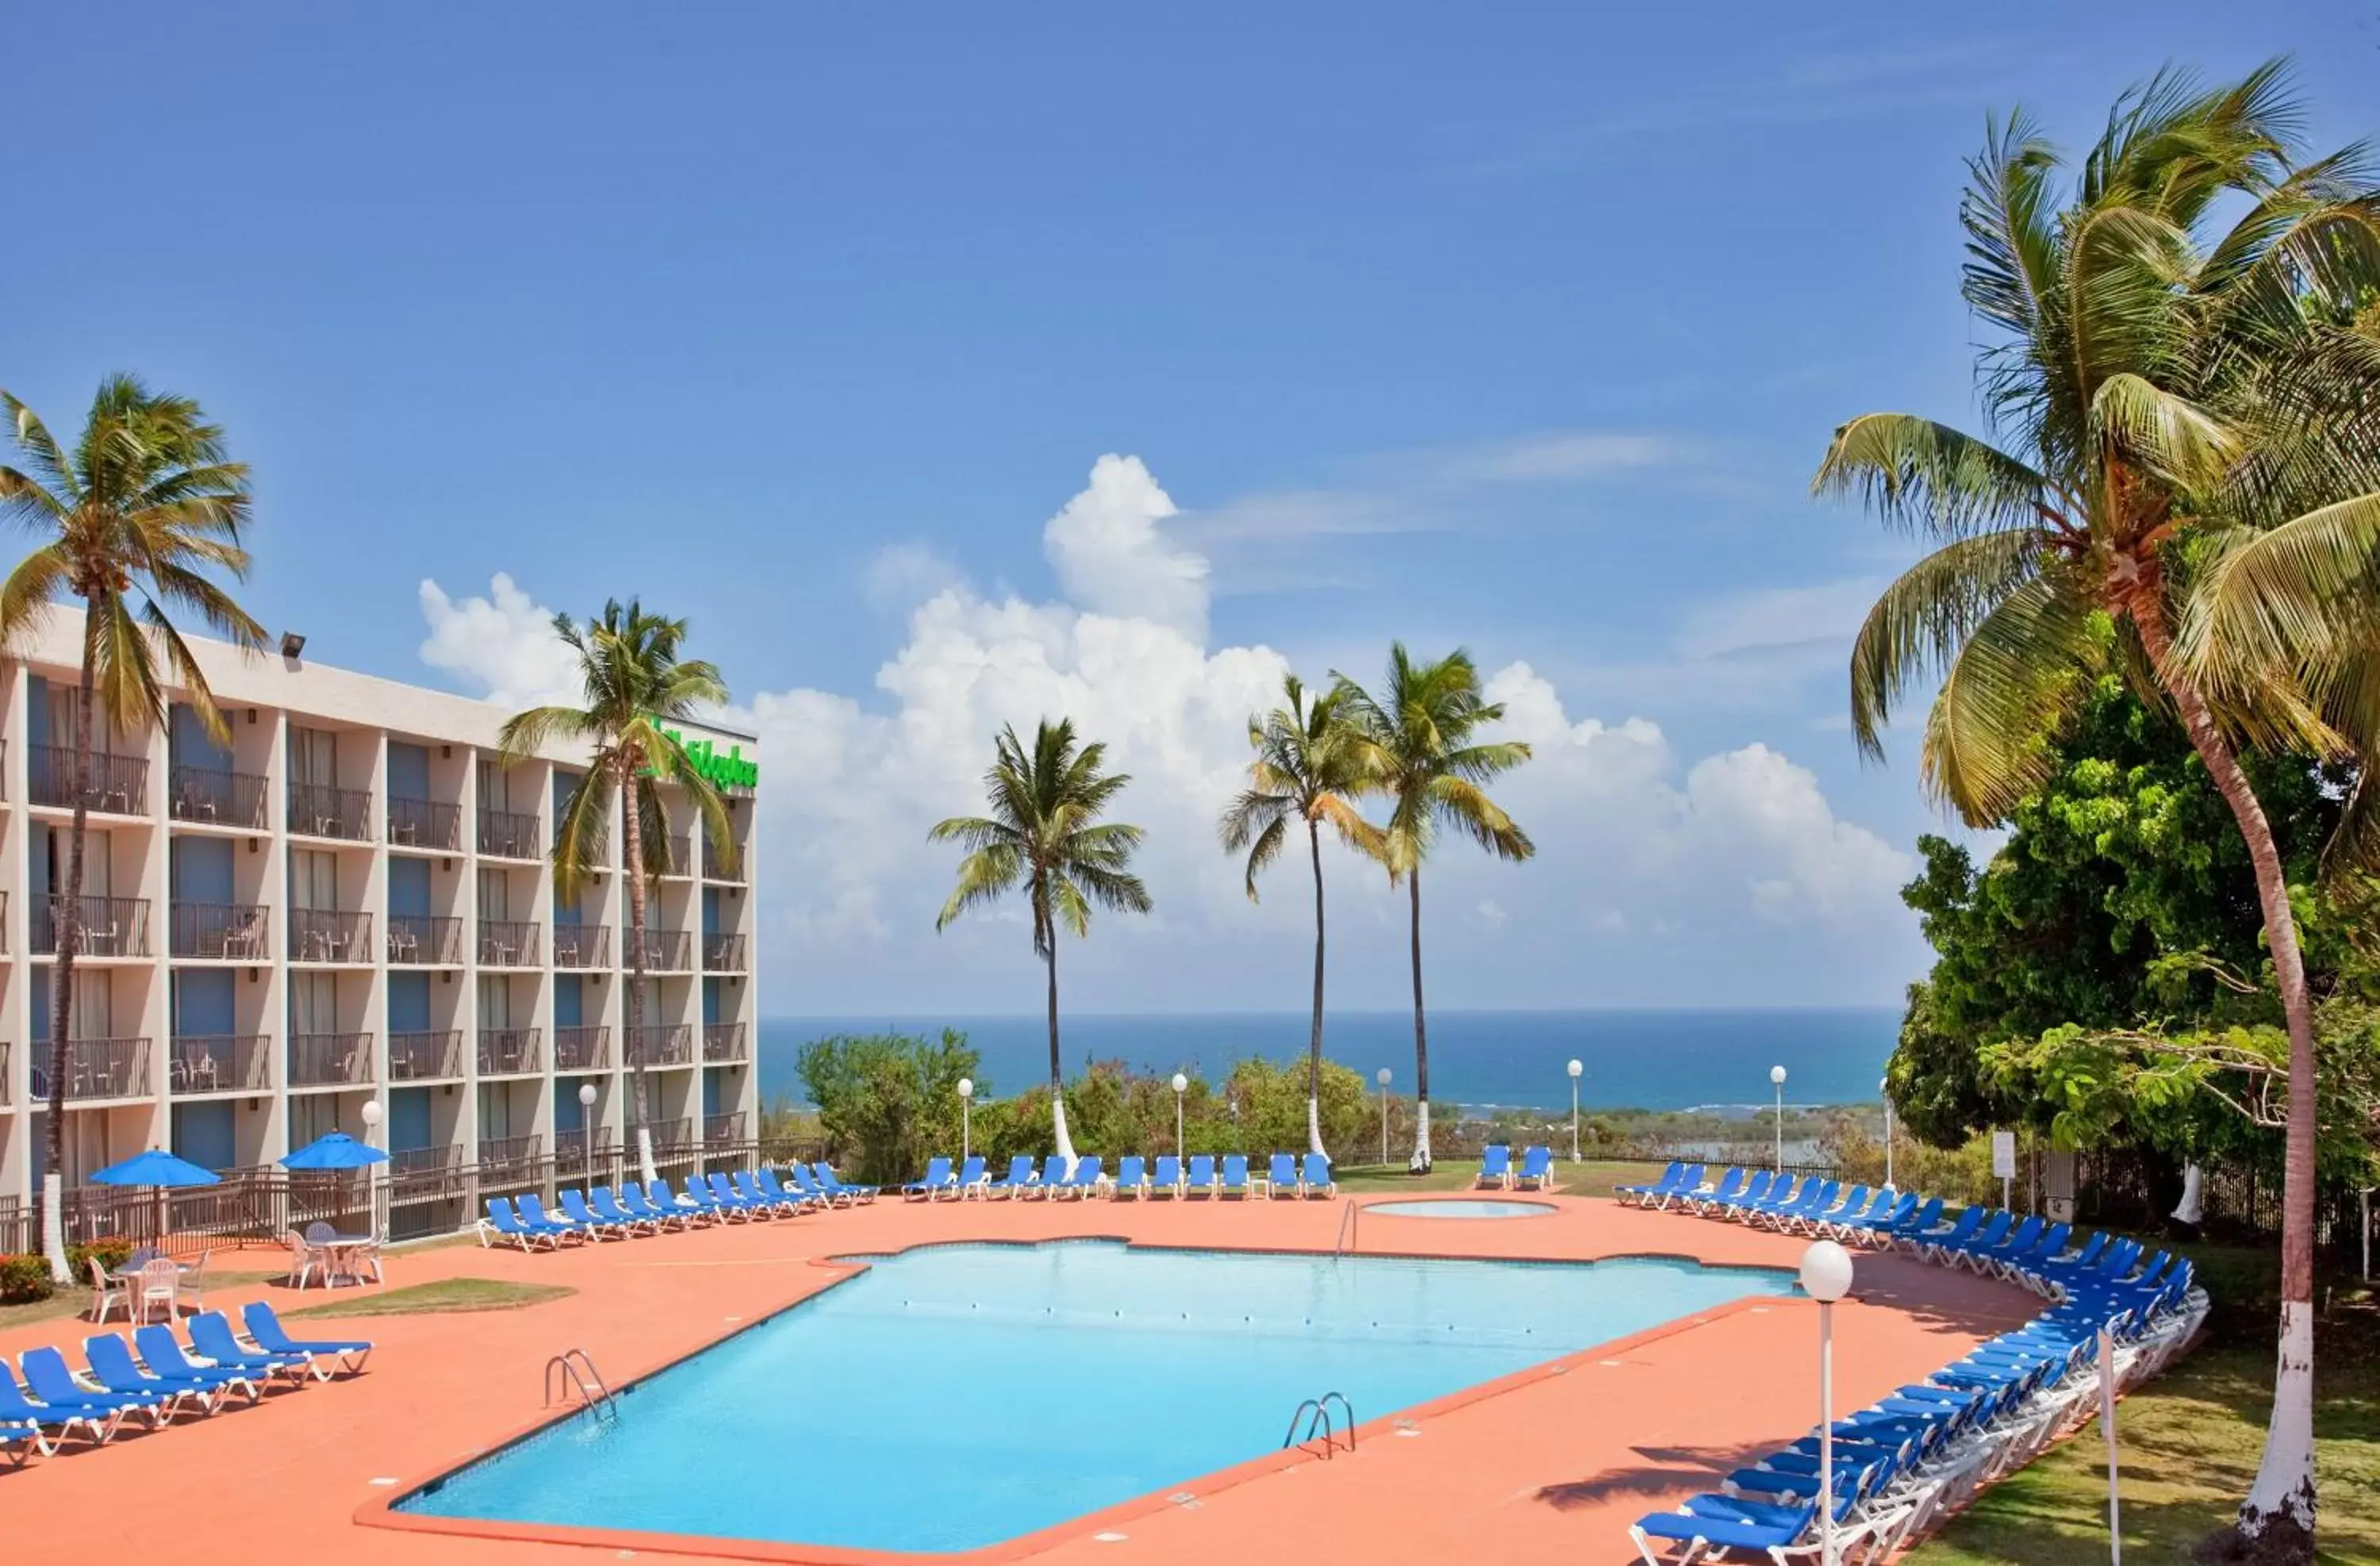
[755,1007,1898,1116]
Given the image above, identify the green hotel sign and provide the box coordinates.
[662,727,758,792]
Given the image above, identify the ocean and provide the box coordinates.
[756,1008,1899,1115]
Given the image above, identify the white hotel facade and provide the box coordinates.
[0,612,759,1244]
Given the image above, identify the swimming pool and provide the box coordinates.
[1367,1198,1557,1219]
[395,1240,1791,1554]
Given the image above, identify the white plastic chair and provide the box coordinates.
[85,1257,126,1323]
[135,1257,179,1324]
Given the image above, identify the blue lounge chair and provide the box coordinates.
[1111,1154,1148,1199]
[708,1171,774,1215]
[1796,1183,1868,1237]
[519,1192,591,1241]
[477,1195,558,1250]
[1475,1144,1514,1189]
[674,1174,735,1220]
[133,1326,267,1406]
[1944,1209,2016,1269]
[85,1334,238,1414]
[753,1168,814,1213]
[1656,1163,1709,1211]
[812,1162,878,1203]
[1912,1204,1983,1261]
[1615,1160,1681,1205]
[0,1361,119,1448]
[1027,1153,1070,1199]
[17,1347,164,1428]
[1302,1152,1335,1197]
[731,1169,798,1215]
[1152,1154,1184,1196]
[1184,1153,1216,1198]
[1714,1169,1774,1216]
[984,1155,1038,1199]
[1220,1154,1251,1199]
[592,1184,660,1233]
[186,1311,313,1386]
[1689,1168,1746,1214]
[559,1187,632,1238]
[1055,1155,1104,1199]
[903,1156,956,1200]
[1631,1495,1825,1564]
[641,1179,708,1224]
[0,1424,33,1464]
[782,1165,838,1207]
[240,1301,372,1376]
[951,1154,989,1199]
[1265,1153,1298,1197]
[1513,1146,1556,1192]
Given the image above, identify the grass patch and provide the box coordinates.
[1911,1341,2380,1564]
[286,1277,574,1318]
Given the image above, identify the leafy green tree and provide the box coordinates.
[499,601,736,1187]
[796,1030,979,1185]
[1814,67,2380,1553]
[1334,646,1532,1171]
[1892,676,2342,1144]
[931,719,1151,1164]
[1218,674,1384,1155]
[0,378,263,1282]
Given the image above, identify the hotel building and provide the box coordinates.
[0,612,759,1245]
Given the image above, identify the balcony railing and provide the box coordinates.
[624,1023,693,1067]
[650,1119,698,1153]
[477,919,541,966]
[703,1022,748,1063]
[169,763,268,829]
[623,928,692,971]
[287,1032,372,1088]
[555,1024,610,1071]
[702,839,746,882]
[477,1027,542,1076]
[553,923,610,969]
[36,895,151,958]
[388,1144,463,1202]
[290,908,372,963]
[555,1127,618,1179]
[171,901,271,960]
[702,933,748,972]
[168,1034,268,1095]
[29,1038,153,1101]
[386,914,462,965]
[0,1042,9,1104]
[386,796,461,851]
[31,746,149,815]
[388,1029,463,1081]
[703,1111,747,1146]
[654,832,693,877]
[478,807,539,859]
[477,1134,542,1176]
[288,781,373,841]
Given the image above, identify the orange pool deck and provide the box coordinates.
[0,1192,2044,1564]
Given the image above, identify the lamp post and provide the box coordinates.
[1770,1065,1787,1173]
[1171,1073,1188,1161]
[1376,1068,1392,1165]
[1567,1058,1583,1162]
[958,1078,974,1163]
[1799,1239,1856,1566]
[1879,1076,1894,1191]
[359,1099,384,1239]
[578,1083,597,1183]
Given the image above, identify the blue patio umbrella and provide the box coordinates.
[90,1148,220,1253]
[281,1133,388,1170]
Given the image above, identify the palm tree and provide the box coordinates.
[499,601,736,1188]
[0,377,263,1281]
[1333,646,1533,1172]
[1218,675,1384,1156]
[931,719,1150,1163]
[1814,65,2380,1559]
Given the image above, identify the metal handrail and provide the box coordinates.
[543,1349,617,1418]
[1335,1202,1360,1257]
[1282,1391,1355,1457]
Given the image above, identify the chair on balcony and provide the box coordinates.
[177,776,216,821]
[386,925,418,963]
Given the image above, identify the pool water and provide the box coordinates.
[1367,1198,1557,1219]
[397,1240,1789,1553]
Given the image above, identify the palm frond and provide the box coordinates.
[1812,414,2058,539]
[1921,576,2102,824]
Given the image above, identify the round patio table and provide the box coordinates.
[321,1234,381,1288]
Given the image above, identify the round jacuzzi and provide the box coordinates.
[1365,1198,1557,1219]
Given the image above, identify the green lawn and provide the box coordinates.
[1334,1157,1668,1199]
[286,1277,574,1318]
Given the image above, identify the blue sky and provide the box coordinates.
[6,2,2371,1013]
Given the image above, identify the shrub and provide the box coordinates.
[0,1254,53,1304]
[67,1238,133,1276]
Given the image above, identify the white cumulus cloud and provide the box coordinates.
[416,573,579,708]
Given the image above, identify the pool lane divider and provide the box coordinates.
[355,1231,1807,1566]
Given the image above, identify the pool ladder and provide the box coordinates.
[1334,1203,1360,1257]
[544,1348,618,1419]
[1283,1391,1355,1457]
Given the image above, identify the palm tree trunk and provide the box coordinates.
[1307,819,1326,1157]
[2134,589,2317,1558]
[1407,867,1431,1173]
[620,772,658,1189]
[1043,879,1074,1166]
[40,603,98,1284]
